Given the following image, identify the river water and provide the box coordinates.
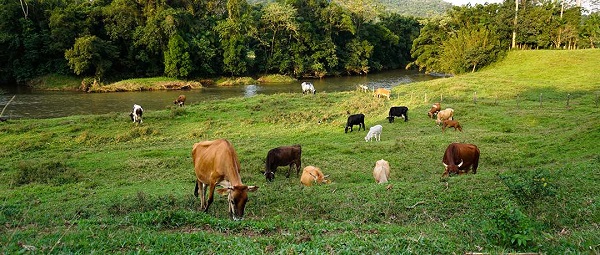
[0,70,439,119]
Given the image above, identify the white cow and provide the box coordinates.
[301,82,316,95]
[373,159,390,184]
[365,125,383,142]
[129,104,144,124]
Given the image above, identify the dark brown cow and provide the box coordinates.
[264,144,302,182]
[193,139,258,220]
[442,143,480,177]
[442,120,463,132]
[428,102,441,118]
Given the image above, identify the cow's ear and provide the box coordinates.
[247,186,259,192]
[216,187,232,196]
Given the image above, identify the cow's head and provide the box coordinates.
[217,185,258,221]
[387,116,394,123]
[264,171,275,182]
[442,160,463,177]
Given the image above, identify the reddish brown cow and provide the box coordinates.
[264,145,302,182]
[442,120,463,132]
[442,143,480,177]
[193,139,258,220]
[174,94,186,107]
[428,102,441,118]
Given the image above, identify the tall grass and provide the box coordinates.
[0,50,599,253]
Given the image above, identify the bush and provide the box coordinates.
[498,169,557,205]
[487,205,536,249]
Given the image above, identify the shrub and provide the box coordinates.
[487,205,535,249]
[498,169,557,205]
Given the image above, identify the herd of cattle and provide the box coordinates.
[128,82,480,220]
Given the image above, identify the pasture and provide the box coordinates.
[1,50,599,253]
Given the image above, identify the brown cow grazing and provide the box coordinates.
[428,102,441,118]
[300,166,330,186]
[442,120,463,132]
[373,88,391,99]
[442,143,480,177]
[264,144,302,182]
[192,139,258,220]
[373,159,390,184]
[174,94,186,107]
[435,108,454,125]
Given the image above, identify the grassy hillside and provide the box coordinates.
[1,50,599,253]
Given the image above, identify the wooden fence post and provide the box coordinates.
[473,92,477,104]
[516,96,520,108]
[539,93,543,107]
[566,93,571,107]
[440,94,443,102]
[424,93,427,103]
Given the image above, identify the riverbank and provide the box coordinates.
[26,74,298,92]
[1,50,599,253]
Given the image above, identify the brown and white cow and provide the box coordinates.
[193,139,258,220]
[442,143,480,177]
[300,166,330,186]
[373,159,390,184]
[374,88,391,99]
[428,102,441,119]
[442,119,463,132]
[173,94,186,107]
[264,144,302,182]
[435,108,454,125]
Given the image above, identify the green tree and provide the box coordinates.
[259,2,300,73]
[164,34,192,78]
[580,12,600,48]
[65,35,118,79]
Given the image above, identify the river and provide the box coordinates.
[0,69,439,119]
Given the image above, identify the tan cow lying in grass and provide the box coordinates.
[373,159,390,184]
[300,166,330,186]
[435,108,454,125]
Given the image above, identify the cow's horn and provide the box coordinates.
[442,162,448,167]
[457,160,464,167]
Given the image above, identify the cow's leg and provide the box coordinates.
[200,183,209,210]
[203,183,216,213]
[286,164,291,178]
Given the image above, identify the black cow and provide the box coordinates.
[264,145,302,182]
[386,106,408,123]
[345,114,365,133]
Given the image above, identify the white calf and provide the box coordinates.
[301,82,316,94]
[365,125,383,142]
[373,159,390,184]
[130,104,144,124]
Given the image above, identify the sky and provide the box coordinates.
[444,0,504,6]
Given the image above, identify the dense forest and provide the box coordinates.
[0,0,599,86]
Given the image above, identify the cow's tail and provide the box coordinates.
[194,181,199,197]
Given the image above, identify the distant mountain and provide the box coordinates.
[247,0,452,18]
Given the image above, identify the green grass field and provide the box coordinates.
[1,50,599,254]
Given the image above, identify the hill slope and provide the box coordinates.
[0,50,599,253]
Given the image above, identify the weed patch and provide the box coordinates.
[14,160,81,186]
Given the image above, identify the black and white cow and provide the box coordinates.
[386,106,408,123]
[129,104,144,124]
[301,82,316,95]
[345,113,365,133]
